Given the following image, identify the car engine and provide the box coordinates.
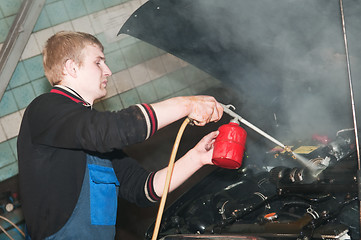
[146,129,359,240]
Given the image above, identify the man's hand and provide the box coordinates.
[153,130,219,196]
[151,95,224,130]
[190,131,219,165]
[187,96,223,126]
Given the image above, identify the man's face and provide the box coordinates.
[76,44,112,103]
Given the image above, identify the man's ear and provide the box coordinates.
[64,59,78,78]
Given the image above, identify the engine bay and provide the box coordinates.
[146,128,359,240]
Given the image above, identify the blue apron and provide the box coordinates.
[43,155,120,239]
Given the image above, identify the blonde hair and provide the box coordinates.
[42,31,104,86]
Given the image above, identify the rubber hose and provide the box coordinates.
[152,117,191,240]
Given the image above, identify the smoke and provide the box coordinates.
[121,0,361,165]
[181,0,361,142]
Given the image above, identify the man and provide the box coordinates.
[17,31,223,239]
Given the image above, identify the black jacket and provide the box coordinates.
[17,86,160,239]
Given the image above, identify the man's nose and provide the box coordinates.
[103,63,112,76]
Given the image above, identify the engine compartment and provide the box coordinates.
[146,129,360,240]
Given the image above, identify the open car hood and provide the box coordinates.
[118,1,361,239]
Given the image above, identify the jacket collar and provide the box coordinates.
[51,85,92,108]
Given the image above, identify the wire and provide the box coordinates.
[339,0,360,168]
[152,117,191,240]
[339,1,361,238]
[0,215,25,237]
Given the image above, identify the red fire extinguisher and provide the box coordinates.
[212,121,247,169]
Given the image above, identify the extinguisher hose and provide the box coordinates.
[152,117,191,240]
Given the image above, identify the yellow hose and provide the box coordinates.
[152,117,191,240]
[0,215,25,238]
